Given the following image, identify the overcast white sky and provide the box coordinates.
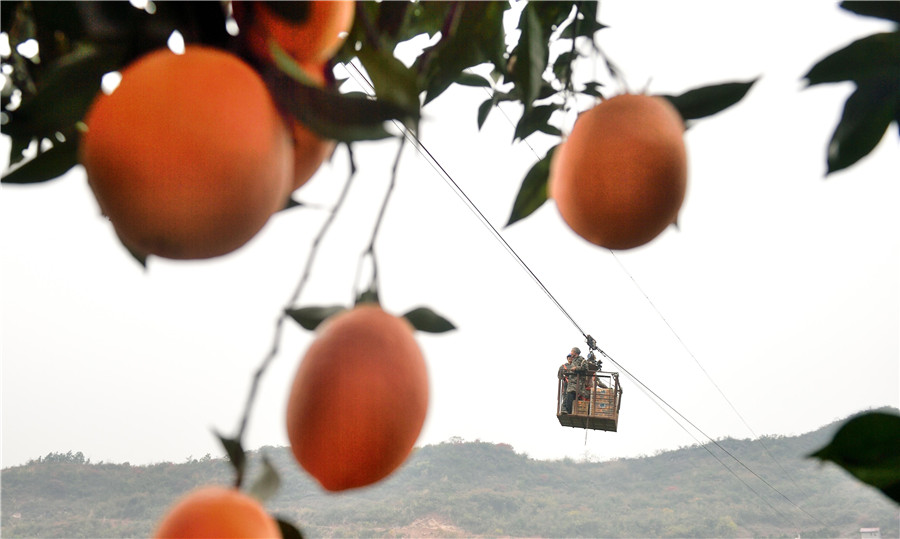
[1,1,898,474]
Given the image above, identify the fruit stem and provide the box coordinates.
[353,137,406,303]
[234,147,358,445]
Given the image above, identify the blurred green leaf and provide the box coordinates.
[453,72,493,88]
[119,236,148,270]
[514,103,560,141]
[356,44,421,116]
[267,70,411,142]
[269,41,418,141]
[1,137,78,184]
[507,145,556,227]
[560,1,606,40]
[661,79,757,121]
[5,43,123,139]
[247,453,280,504]
[809,411,900,503]
[280,197,304,212]
[826,78,898,174]
[216,433,247,488]
[840,1,900,23]
[277,519,305,539]
[531,1,577,31]
[398,1,451,41]
[286,305,347,331]
[27,2,85,64]
[375,1,410,39]
[552,50,577,83]
[5,134,34,167]
[421,2,508,104]
[512,3,550,113]
[581,81,604,98]
[804,32,900,86]
[403,307,456,333]
[477,97,494,130]
[268,40,324,87]
[355,287,380,306]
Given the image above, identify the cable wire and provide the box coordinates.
[608,250,815,501]
[339,59,822,528]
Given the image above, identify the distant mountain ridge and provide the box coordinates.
[2,408,898,538]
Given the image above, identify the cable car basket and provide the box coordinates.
[557,370,622,431]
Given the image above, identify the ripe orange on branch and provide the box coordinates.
[273,60,336,194]
[549,94,688,250]
[79,45,293,260]
[233,1,356,65]
[286,304,429,492]
[291,119,335,192]
[153,486,280,538]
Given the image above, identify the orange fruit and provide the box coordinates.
[233,1,355,65]
[79,45,293,260]
[278,61,335,193]
[549,94,687,250]
[286,304,429,492]
[153,486,280,538]
[291,120,335,192]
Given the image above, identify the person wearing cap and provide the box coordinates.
[558,347,586,414]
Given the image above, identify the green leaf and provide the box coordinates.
[355,287,380,306]
[280,197,304,212]
[403,307,456,333]
[804,32,900,86]
[552,50,577,83]
[477,97,494,130]
[375,1,410,39]
[356,44,421,117]
[117,234,148,270]
[514,104,560,141]
[453,72,493,88]
[1,136,78,184]
[267,69,411,142]
[826,78,898,174]
[286,305,347,331]
[247,453,281,504]
[4,43,123,139]
[6,134,34,167]
[421,1,509,104]
[268,40,325,87]
[277,519,305,539]
[531,1,577,31]
[560,1,606,40]
[269,42,419,141]
[216,433,246,488]
[840,1,900,23]
[581,81,604,98]
[513,2,550,113]
[507,145,557,227]
[809,411,900,503]
[661,79,757,121]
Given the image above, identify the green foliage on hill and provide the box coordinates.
[2,410,898,538]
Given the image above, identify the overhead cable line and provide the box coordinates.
[340,60,820,528]
[607,250,814,501]
[344,61,588,338]
[482,72,817,521]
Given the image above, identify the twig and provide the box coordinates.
[235,149,358,445]
[354,137,407,300]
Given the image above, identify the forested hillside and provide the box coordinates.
[2,410,897,538]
